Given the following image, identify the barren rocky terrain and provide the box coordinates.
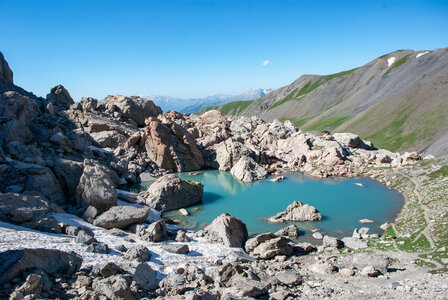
[0,50,447,299]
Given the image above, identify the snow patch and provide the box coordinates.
[387,57,396,67]
[416,51,429,58]
[0,215,238,275]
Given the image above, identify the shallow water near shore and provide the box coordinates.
[128,170,404,243]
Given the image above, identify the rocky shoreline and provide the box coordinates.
[1,51,447,299]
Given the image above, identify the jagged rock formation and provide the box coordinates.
[0,51,13,84]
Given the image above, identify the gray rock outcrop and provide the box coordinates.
[0,249,82,284]
[46,85,74,109]
[104,95,162,126]
[230,156,267,182]
[76,159,119,212]
[93,206,150,229]
[142,174,203,212]
[268,201,322,222]
[204,213,248,248]
[0,51,13,83]
[92,275,134,299]
[252,236,293,259]
[132,263,159,290]
[0,193,63,224]
[144,117,204,172]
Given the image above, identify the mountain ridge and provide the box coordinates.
[201,47,448,156]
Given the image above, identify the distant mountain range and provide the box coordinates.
[147,88,272,113]
[199,47,448,157]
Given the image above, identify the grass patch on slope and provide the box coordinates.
[268,89,299,111]
[429,165,448,180]
[305,116,352,132]
[267,68,358,111]
[219,100,254,115]
[384,54,411,75]
[367,112,417,151]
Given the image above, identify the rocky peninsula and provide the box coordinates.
[0,52,447,299]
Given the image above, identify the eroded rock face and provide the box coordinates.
[0,51,13,84]
[1,161,66,205]
[144,118,204,172]
[53,158,83,198]
[230,156,267,182]
[0,249,82,285]
[212,138,256,171]
[0,91,38,145]
[104,95,162,126]
[93,206,150,229]
[0,193,63,224]
[204,213,248,248]
[46,85,74,109]
[142,174,203,212]
[76,159,119,212]
[268,201,321,223]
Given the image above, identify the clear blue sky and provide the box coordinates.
[1,0,447,100]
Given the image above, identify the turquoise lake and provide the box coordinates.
[127,170,404,242]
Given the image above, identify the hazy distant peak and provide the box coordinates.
[148,88,272,113]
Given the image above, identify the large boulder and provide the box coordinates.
[0,51,13,83]
[1,161,66,204]
[144,118,204,172]
[93,206,150,229]
[252,236,293,259]
[230,156,267,182]
[268,201,321,223]
[333,133,361,148]
[142,174,203,212]
[199,110,229,125]
[0,193,63,224]
[139,220,167,242]
[92,275,133,299]
[204,213,248,248]
[53,158,83,198]
[268,119,292,139]
[46,85,74,109]
[76,159,119,212]
[132,263,159,290]
[1,91,37,125]
[0,249,82,284]
[276,132,311,163]
[351,253,390,274]
[89,130,127,148]
[104,95,162,126]
[245,233,276,253]
[212,138,257,171]
[275,224,300,238]
[0,91,38,145]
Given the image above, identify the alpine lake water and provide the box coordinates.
[127,170,404,243]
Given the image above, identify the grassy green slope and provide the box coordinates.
[267,68,358,112]
[195,100,255,116]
